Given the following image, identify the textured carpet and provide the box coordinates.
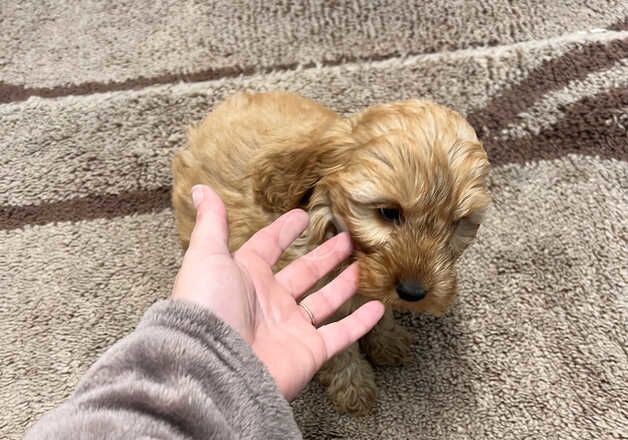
[1,2,627,439]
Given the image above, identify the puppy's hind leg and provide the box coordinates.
[317,343,377,415]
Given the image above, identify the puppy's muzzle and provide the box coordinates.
[396,279,427,302]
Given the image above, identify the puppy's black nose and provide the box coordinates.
[396,279,427,302]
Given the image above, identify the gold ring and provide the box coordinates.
[298,302,316,326]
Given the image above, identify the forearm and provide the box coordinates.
[26,300,302,440]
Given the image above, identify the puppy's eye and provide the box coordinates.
[377,207,403,224]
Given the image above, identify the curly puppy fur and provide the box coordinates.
[172,91,490,414]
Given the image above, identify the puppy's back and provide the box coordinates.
[172,91,337,249]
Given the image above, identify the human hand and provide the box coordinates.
[172,185,384,400]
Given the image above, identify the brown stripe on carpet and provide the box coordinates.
[0,55,374,105]
[484,87,628,164]
[3,36,626,106]
[0,69,267,104]
[467,38,628,134]
[4,1,625,92]
[0,187,170,230]
[609,17,628,31]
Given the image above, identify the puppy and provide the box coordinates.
[171,91,490,414]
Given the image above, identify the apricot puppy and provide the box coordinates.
[172,91,490,414]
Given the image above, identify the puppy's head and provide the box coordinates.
[255,100,490,315]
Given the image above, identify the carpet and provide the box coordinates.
[1,1,627,439]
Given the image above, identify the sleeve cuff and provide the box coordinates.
[138,299,290,408]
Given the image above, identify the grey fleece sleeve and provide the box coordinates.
[26,300,302,440]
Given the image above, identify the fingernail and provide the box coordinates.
[192,185,203,208]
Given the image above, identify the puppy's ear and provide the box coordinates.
[251,119,354,212]
[305,186,340,244]
[448,137,491,257]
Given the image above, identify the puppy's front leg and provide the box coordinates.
[360,307,414,366]
[317,342,377,415]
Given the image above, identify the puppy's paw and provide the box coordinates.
[321,358,377,416]
[361,323,414,366]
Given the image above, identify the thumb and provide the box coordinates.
[188,184,230,254]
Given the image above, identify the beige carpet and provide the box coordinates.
[1,2,627,439]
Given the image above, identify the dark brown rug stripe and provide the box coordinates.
[608,17,628,31]
[483,88,628,164]
[0,187,170,230]
[0,48,457,104]
[0,66,275,105]
[467,38,628,134]
[3,32,624,106]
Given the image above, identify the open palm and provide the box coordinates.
[172,185,384,400]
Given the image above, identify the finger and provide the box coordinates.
[234,209,309,266]
[297,263,358,325]
[188,185,230,255]
[318,301,385,359]
[276,233,352,298]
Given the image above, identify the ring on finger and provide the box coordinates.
[298,301,316,326]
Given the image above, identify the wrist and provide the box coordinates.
[140,300,289,399]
